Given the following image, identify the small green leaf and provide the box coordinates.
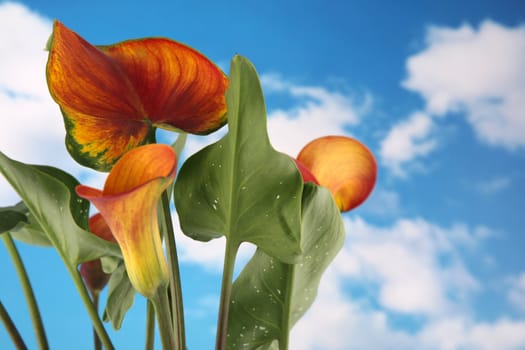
[227,184,345,349]
[100,255,121,274]
[11,218,51,247]
[0,152,121,264]
[103,263,135,330]
[1,201,52,246]
[174,55,303,263]
[0,202,28,233]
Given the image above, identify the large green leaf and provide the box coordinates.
[103,262,135,330]
[226,184,345,349]
[174,55,303,263]
[0,152,121,264]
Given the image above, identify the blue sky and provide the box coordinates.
[1,0,525,349]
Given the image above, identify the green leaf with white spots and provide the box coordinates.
[226,184,345,349]
[174,55,303,264]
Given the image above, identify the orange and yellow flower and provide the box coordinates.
[296,136,377,212]
[76,144,177,297]
[80,214,115,294]
[47,21,228,171]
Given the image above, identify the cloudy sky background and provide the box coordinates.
[1,1,524,349]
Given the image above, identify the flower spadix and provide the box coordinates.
[297,136,377,212]
[76,144,177,297]
[47,21,228,171]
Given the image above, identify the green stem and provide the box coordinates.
[2,233,48,350]
[160,191,186,349]
[0,300,27,350]
[145,300,155,350]
[151,287,174,350]
[279,264,295,350]
[215,240,240,350]
[91,291,101,350]
[67,265,114,350]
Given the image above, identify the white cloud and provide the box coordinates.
[292,268,414,350]
[507,272,525,313]
[338,217,480,316]
[470,176,512,195]
[403,20,525,150]
[0,2,49,97]
[0,2,94,206]
[381,20,525,178]
[420,317,525,350]
[380,112,437,177]
[292,216,525,350]
[262,74,370,157]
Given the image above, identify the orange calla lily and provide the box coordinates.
[297,136,377,212]
[80,214,116,294]
[76,144,177,297]
[47,21,228,171]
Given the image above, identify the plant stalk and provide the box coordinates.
[91,291,102,350]
[279,264,295,350]
[151,287,174,350]
[160,191,186,349]
[2,233,48,350]
[215,240,240,350]
[145,300,155,350]
[0,300,27,350]
[67,264,114,350]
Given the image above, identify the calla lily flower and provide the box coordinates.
[80,214,115,294]
[76,144,177,297]
[296,136,377,212]
[47,21,228,171]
